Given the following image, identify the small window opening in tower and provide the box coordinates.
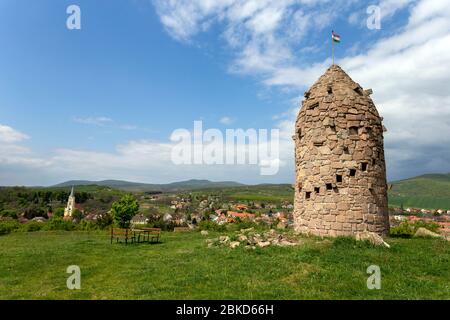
[309,102,319,109]
[349,126,358,135]
[350,169,356,177]
[336,174,343,183]
[314,187,320,194]
[372,159,376,166]
[343,146,349,154]
[305,192,311,199]
[297,128,302,139]
[361,163,368,171]
[354,87,363,96]
[330,125,336,133]
[326,183,333,191]
[298,183,302,192]
[327,86,333,94]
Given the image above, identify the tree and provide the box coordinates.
[72,209,84,222]
[0,209,18,219]
[54,207,65,218]
[23,205,46,220]
[111,195,139,228]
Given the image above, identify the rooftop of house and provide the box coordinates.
[227,211,255,218]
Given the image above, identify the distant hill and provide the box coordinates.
[389,173,450,210]
[52,179,245,192]
[51,173,450,209]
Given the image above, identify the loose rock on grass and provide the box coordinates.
[206,228,302,249]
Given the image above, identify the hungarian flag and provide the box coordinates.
[332,31,341,43]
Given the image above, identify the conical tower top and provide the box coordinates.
[306,64,362,97]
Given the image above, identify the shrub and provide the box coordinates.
[411,220,440,233]
[95,213,114,229]
[53,208,65,218]
[226,219,263,232]
[78,220,99,231]
[23,205,47,220]
[72,209,84,222]
[390,220,440,238]
[0,220,21,235]
[0,209,18,219]
[143,219,176,231]
[43,217,75,231]
[390,223,415,238]
[23,222,44,232]
[198,220,226,232]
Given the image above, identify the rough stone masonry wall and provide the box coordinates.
[293,65,390,237]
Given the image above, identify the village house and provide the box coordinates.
[191,213,202,224]
[235,204,248,211]
[31,217,47,223]
[226,211,256,222]
[163,213,173,222]
[131,215,149,225]
[174,218,185,226]
[393,215,408,222]
[273,212,287,221]
[84,213,99,222]
[215,209,226,215]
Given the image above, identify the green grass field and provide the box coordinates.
[0,231,449,300]
[193,185,294,203]
[388,173,450,210]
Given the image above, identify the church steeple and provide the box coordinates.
[64,186,76,218]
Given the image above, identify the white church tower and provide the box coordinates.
[64,186,76,218]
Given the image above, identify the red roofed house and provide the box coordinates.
[235,204,248,211]
[227,211,255,222]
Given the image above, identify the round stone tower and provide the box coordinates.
[293,65,389,237]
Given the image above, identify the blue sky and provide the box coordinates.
[1,0,450,186]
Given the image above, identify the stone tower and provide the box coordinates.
[293,65,389,237]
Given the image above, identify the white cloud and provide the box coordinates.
[379,0,416,19]
[73,116,113,126]
[0,125,50,170]
[153,0,353,79]
[73,116,142,131]
[219,116,234,125]
[0,124,29,143]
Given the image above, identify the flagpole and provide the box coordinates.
[332,31,335,65]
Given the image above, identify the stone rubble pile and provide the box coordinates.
[206,228,302,249]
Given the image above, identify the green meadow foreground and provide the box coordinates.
[0,231,449,300]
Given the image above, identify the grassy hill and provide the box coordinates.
[193,184,294,203]
[388,173,450,210]
[53,179,244,192]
